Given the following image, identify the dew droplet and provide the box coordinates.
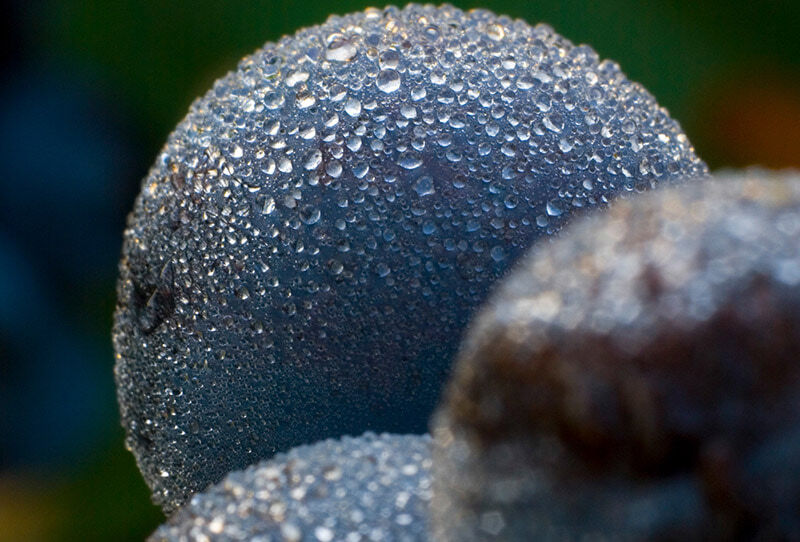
[399,153,423,170]
[344,98,362,117]
[376,69,401,93]
[296,90,316,109]
[325,36,357,62]
[543,113,564,133]
[261,196,276,215]
[490,246,506,262]
[487,23,505,41]
[278,157,293,173]
[299,205,321,225]
[546,199,564,216]
[400,105,417,119]
[284,70,309,87]
[327,259,343,275]
[376,262,391,277]
[414,176,435,197]
[264,91,285,110]
[379,49,400,69]
[325,160,342,178]
[304,149,322,170]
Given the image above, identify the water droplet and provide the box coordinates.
[325,160,342,178]
[278,157,293,173]
[413,175,435,197]
[487,23,505,41]
[352,162,369,178]
[376,262,391,277]
[299,205,321,225]
[327,259,343,275]
[516,75,535,90]
[400,104,417,119]
[379,49,400,69]
[315,526,334,542]
[546,199,564,216]
[325,113,339,127]
[411,86,427,101]
[543,113,564,133]
[639,158,651,175]
[345,136,361,152]
[264,91,285,109]
[285,70,309,87]
[325,35,357,62]
[376,69,401,93]
[344,98,362,117]
[423,24,441,41]
[236,287,250,300]
[490,246,506,262]
[296,90,315,108]
[430,69,446,85]
[299,125,316,140]
[261,196,276,215]
[304,149,322,170]
[399,153,422,170]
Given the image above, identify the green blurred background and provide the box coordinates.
[1,1,797,540]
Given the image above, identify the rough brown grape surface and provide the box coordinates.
[432,171,800,540]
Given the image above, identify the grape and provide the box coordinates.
[433,171,800,540]
[113,4,706,511]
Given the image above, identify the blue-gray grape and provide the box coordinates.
[113,4,707,511]
[150,433,431,542]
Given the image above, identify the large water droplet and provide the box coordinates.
[344,98,362,117]
[377,69,401,93]
[379,49,400,69]
[325,36,357,62]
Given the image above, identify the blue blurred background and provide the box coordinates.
[0,1,797,540]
